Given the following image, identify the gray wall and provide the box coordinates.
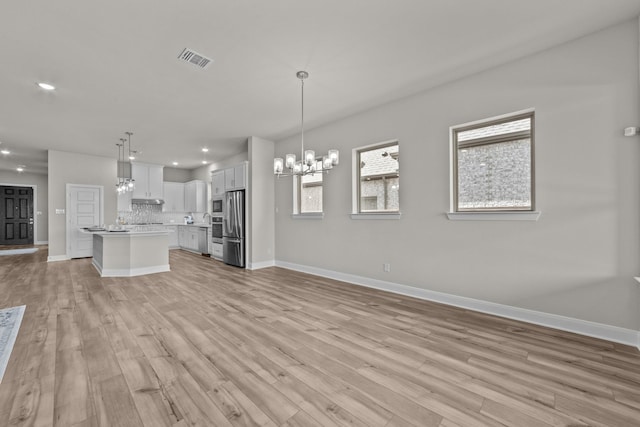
[248,136,275,267]
[48,150,117,258]
[274,19,640,330]
[190,151,249,183]
[0,171,48,243]
[163,167,192,183]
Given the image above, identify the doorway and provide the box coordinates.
[66,184,103,259]
[0,186,34,245]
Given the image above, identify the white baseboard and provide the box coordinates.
[47,254,70,262]
[248,260,275,270]
[92,259,170,277]
[35,241,48,245]
[275,260,640,349]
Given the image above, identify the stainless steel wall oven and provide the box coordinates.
[211,216,223,243]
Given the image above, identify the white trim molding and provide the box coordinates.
[291,213,324,220]
[35,241,48,245]
[92,259,170,277]
[275,260,640,349]
[351,212,401,220]
[248,260,276,270]
[447,211,541,221]
[47,254,70,262]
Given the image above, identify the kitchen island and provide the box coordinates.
[91,228,171,277]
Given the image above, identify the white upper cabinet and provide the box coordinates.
[131,162,164,199]
[148,166,164,199]
[211,171,225,196]
[185,180,207,212]
[224,163,246,191]
[163,182,185,212]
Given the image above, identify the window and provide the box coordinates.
[294,159,323,215]
[452,111,534,212]
[354,141,399,214]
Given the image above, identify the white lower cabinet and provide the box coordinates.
[178,226,188,248]
[177,225,207,253]
[211,242,223,260]
[187,228,199,251]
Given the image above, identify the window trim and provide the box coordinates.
[450,109,535,213]
[352,139,400,216]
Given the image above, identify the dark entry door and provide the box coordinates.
[0,186,34,245]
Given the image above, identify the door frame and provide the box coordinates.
[0,183,38,245]
[66,184,103,258]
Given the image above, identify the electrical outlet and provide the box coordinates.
[383,263,391,272]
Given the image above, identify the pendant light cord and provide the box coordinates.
[300,77,304,159]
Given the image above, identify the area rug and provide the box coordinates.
[0,305,26,383]
[0,248,38,256]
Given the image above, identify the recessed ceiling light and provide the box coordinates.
[37,82,56,91]
[202,148,209,153]
[17,165,25,172]
[0,149,9,155]
[202,160,208,164]
[172,161,178,166]
[128,155,136,160]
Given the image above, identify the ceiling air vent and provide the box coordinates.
[178,48,213,69]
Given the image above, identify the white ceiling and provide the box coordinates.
[1,0,640,175]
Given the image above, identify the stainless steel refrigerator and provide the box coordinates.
[223,190,245,267]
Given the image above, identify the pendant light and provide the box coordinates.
[115,132,136,193]
[274,71,339,177]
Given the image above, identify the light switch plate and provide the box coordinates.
[55,209,65,214]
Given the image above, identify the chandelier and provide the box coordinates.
[274,71,339,176]
[116,131,136,193]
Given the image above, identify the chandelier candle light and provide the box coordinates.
[116,132,136,193]
[274,71,339,177]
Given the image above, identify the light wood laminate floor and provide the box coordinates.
[0,247,639,426]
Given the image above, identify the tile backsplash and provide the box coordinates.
[117,203,205,224]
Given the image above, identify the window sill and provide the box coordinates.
[350,212,401,220]
[446,211,541,221]
[291,213,324,220]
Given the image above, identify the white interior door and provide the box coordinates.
[67,185,103,259]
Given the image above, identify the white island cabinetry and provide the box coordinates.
[92,230,170,277]
[165,225,179,248]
